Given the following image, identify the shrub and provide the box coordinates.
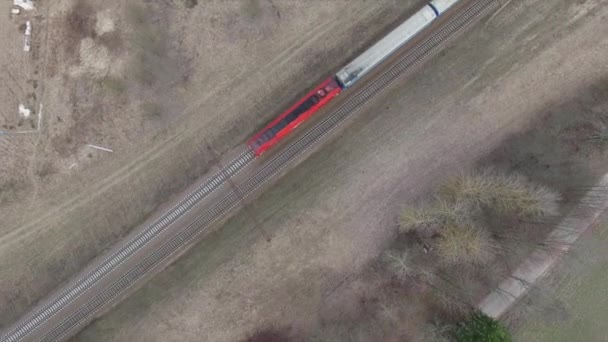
[419,323,451,342]
[101,76,127,95]
[431,284,474,317]
[454,312,511,342]
[242,327,292,342]
[400,199,472,234]
[440,171,560,218]
[436,224,497,265]
[142,101,163,119]
[310,321,386,342]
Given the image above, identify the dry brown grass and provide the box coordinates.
[0,178,29,207]
[419,323,451,342]
[126,3,174,88]
[100,76,127,95]
[241,326,294,342]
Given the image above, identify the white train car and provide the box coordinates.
[335,0,460,89]
[430,0,461,14]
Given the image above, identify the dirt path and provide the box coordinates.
[74,1,608,341]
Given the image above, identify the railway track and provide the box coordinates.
[1,1,498,341]
[1,150,255,342]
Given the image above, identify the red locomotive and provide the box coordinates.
[247,78,342,156]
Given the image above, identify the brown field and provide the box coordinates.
[0,0,427,329]
[61,0,608,341]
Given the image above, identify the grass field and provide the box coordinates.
[511,213,608,342]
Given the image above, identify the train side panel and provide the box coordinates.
[336,5,437,88]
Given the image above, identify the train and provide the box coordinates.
[248,0,460,156]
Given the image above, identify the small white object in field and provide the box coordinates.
[95,10,115,35]
[11,7,21,15]
[87,144,114,153]
[14,0,35,11]
[37,102,43,130]
[23,20,32,52]
[19,104,31,117]
[24,37,31,51]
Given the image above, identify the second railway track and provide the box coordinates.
[1,1,498,341]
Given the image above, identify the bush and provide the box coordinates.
[310,321,386,342]
[454,312,511,342]
[436,224,497,265]
[400,199,470,234]
[420,323,451,342]
[242,327,292,342]
[101,76,127,95]
[440,171,560,218]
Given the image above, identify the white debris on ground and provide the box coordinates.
[11,8,21,15]
[14,0,35,11]
[95,10,115,35]
[19,104,31,118]
[24,20,32,52]
[87,144,113,153]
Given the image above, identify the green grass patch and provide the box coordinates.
[100,76,127,95]
[514,221,608,342]
[242,0,262,19]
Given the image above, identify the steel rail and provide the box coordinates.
[1,150,255,342]
[1,1,498,340]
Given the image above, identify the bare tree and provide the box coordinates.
[382,250,416,282]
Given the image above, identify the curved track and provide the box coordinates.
[1,0,498,341]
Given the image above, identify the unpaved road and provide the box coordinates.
[73,1,608,341]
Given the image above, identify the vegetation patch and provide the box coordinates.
[0,178,28,206]
[182,0,198,9]
[454,312,511,342]
[125,2,187,122]
[241,326,294,342]
[100,76,127,96]
[242,0,262,19]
